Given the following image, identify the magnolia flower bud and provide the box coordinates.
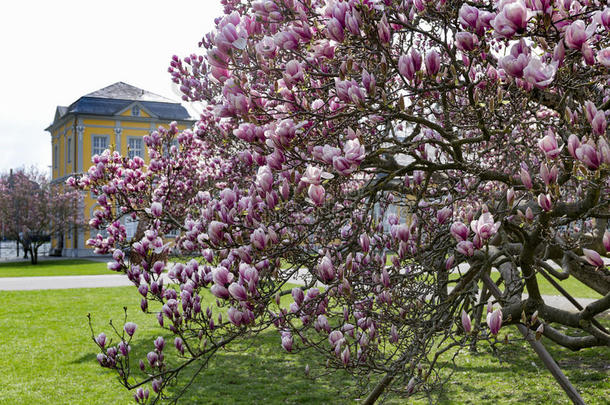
[450,221,469,242]
[281,331,293,352]
[520,167,532,189]
[592,111,607,136]
[535,323,544,340]
[425,50,440,76]
[123,322,137,337]
[228,282,248,301]
[456,241,474,257]
[150,201,162,217]
[603,230,610,253]
[538,130,561,158]
[96,332,107,348]
[359,233,370,253]
[507,188,515,207]
[537,193,552,212]
[461,310,472,334]
[487,308,503,335]
[341,346,350,366]
[583,248,604,267]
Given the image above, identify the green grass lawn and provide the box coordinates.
[0,259,111,278]
[0,286,608,404]
[449,270,602,299]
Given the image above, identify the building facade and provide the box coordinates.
[46,82,194,256]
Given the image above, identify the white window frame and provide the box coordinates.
[91,134,110,157]
[66,137,72,163]
[127,136,144,159]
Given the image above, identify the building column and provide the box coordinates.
[114,121,122,152]
[77,119,84,172]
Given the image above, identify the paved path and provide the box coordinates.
[0,274,604,315]
[0,275,132,290]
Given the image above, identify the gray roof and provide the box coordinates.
[47,82,193,130]
[85,82,176,103]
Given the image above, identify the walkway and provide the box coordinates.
[0,273,604,315]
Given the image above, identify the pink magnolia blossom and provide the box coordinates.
[398,54,417,80]
[537,193,552,212]
[461,310,472,334]
[250,228,267,250]
[575,143,602,170]
[597,48,610,68]
[436,207,452,224]
[455,32,477,52]
[359,233,370,253]
[283,60,304,88]
[567,134,581,159]
[583,249,604,267]
[308,184,326,206]
[317,256,335,282]
[425,50,441,76]
[591,111,607,136]
[487,308,503,335]
[341,346,350,366]
[445,255,455,270]
[208,221,225,245]
[603,230,610,252]
[124,322,137,337]
[361,69,376,94]
[523,58,557,89]
[228,282,248,301]
[281,332,293,352]
[150,202,163,217]
[500,53,529,78]
[537,130,561,158]
[459,4,479,29]
[210,284,230,299]
[507,187,515,207]
[328,330,344,347]
[471,212,500,241]
[377,14,390,43]
[344,138,365,165]
[539,163,558,186]
[212,266,233,286]
[227,307,244,326]
[585,101,598,124]
[450,221,469,242]
[520,167,533,189]
[456,241,475,256]
[492,0,528,38]
[564,21,588,50]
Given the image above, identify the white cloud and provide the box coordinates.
[0,0,223,173]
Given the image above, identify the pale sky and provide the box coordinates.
[0,0,223,173]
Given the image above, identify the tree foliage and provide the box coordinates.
[0,168,81,264]
[72,0,610,403]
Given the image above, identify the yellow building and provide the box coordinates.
[46,82,194,256]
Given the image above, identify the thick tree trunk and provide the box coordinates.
[30,247,38,265]
[566,260,610,296]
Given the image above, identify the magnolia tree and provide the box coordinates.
[72,0,610,403]
[0,168,81,264]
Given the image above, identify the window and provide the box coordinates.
[67,137,72,163]
[92,135,108,156]
[163,139,179,157]
[128,137,143,159]
[54,145,58,169]
[132,105,140,116]
[125,218,138,240]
